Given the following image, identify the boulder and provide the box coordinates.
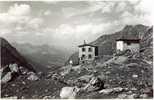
[105,71,111,75]
[6,96,18,99]
[127,94,139,99]
[113,87,124,92]
[60,86,80,99]
[0,68,4,78]
[9,64,18,73]
[19,66,28,75]
[99,88,113,94]
[126,63,139,68]
[43,96,52,99]
[127,90,133,94]
[118,93,127,99]
[99,87,126,94]
[131,87,137,91]
[11,84,16,87]
[46,73,52,79]
[118,93,139,99]
[27,72,39,81]
[142,87,153,97]
[132,74,138,78]
[140,94,148,98]
[1,72,12,84]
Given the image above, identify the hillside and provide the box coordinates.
[0,37,35,72]
[66,24,151,64]
[0,37,39,98]
[91,24,149,55]
[0,37,65,99]
[58,24,153,99]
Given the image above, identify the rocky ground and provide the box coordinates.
[56,51,153,99]
[1,64,65,99]
[1,50,153,99]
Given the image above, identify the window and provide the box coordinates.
[82,61,85,64]
[81,54,85,60]
[82,54,85,58]
[88,54,92,59]
[127,42,131,45]
[82,47,85,52]
[88,47,92,52]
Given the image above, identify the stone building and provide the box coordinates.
[78,41,98,64]
[116,38,140,53]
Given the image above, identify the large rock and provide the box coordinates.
[60,86,80,99]
[27,72,39,81]
[99,88,113,94]
[118,93,139,99]
[19,66,28,75]
[142,87,153,97]
[99,87,127,94]
[1,64,20,84]
[140,94,148,98]
[0,68,4,78]
[113,87,124,92]
[127,94,139,99]
[126,63,139,68]
[1,72,12,84]
[9,64,19,73]
[117,93,127,99]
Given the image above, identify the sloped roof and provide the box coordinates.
[78,43,97,47]
[116,38,140,43]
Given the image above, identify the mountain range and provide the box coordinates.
[12,43,70,73]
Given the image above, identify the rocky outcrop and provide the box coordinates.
[1,63,39,84]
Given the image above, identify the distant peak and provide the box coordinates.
[123,25,133,30]
[0,37,10,46]
[135,24,147,27]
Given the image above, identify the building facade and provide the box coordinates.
[78,43,98,64]
[116,39,140,53]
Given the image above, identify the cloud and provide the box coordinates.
[101,2,115,13]
[0,3,43,36]
[0,4,31,27]
[62,7,79,18]
[116,2,127,12]
[0,1,152,50]
[62,1,115,18]
[128,0,140,5]
[134,0,153,14]
[8,4,31,16]
[120,11,152,25]
[51,22,115,48]
[44,10,51,16]
[119,0,152,26]
[28,18,43,29]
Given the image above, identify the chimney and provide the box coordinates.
[84,40,86,44]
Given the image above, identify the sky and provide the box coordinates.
[0,0,153,52]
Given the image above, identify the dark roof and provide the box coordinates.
[78,44,97,47]
[116,38,140,43]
